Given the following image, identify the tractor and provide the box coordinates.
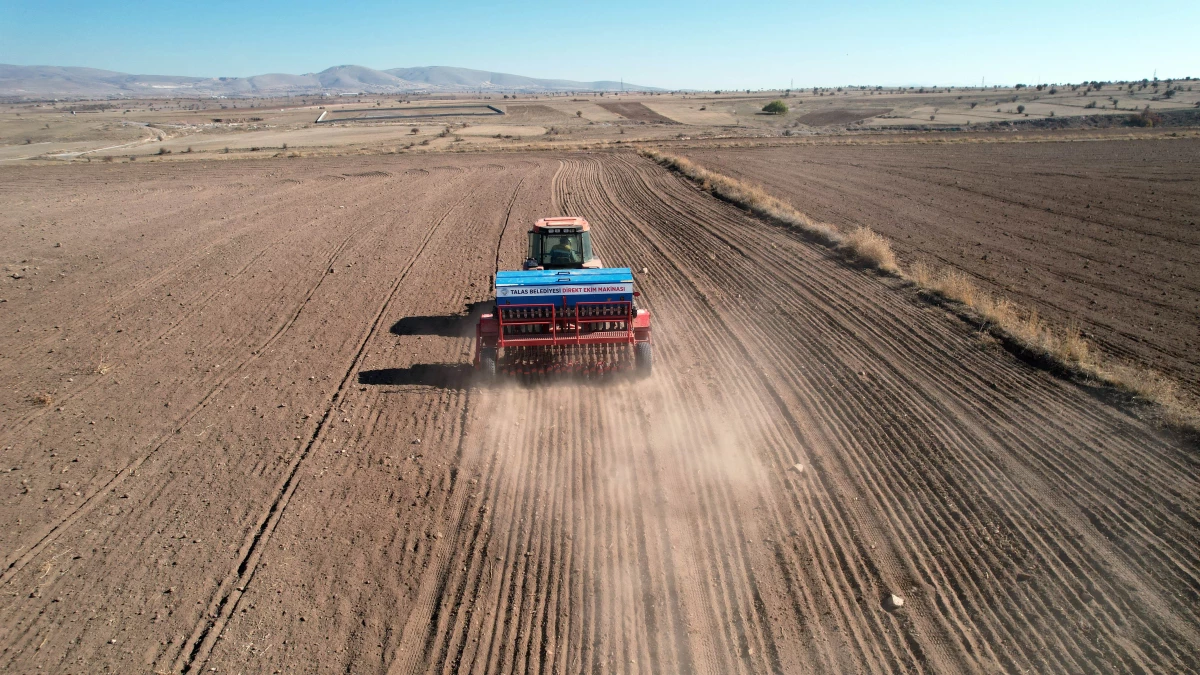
[475,217,652,380]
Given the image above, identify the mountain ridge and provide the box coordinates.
[0,64,660,98]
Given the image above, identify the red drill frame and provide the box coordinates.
[474,301,651,367]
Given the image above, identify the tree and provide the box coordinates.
[576,110,583,117]
[762,100,788,115]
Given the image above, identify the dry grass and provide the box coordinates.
[635,151,1197,430]
[647,153,1198,430]
[641,149,902,274]
[638,149,1195,427]
[909,260,1196,431]
[640,149,844,244]
[28,392,54,407]
[841,226,899,273]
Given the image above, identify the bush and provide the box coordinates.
[1129,106,1162,127]
[970,102,977,109]
[1017,105,1025,113]
[762,99,788,114]
[1085,101,1097,109]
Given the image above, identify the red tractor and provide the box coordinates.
[475,217,652,380]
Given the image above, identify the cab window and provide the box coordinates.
[540,233,583,266]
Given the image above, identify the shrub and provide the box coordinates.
[969,102,977,109]
[1017,105,1025,113]
[1129,106,1162,127]
[410,127,419,134]
[762,99,788,114]
[1049,87,1057,94]
[157,147,170,155]
[1085,100,1097,108]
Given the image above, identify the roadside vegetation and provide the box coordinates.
[639,148,1197,433]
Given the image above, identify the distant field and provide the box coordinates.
[3,84,1199,160]
[321,103,504,122]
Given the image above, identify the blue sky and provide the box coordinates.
[2,0,1197,88]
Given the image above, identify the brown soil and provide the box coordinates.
[796,108,892,125]
[501,104,575,123]
[0,151,1197,674]
[683,140,1200,397]
[596,102,680,124]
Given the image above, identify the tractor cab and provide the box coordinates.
[523,217,603,270]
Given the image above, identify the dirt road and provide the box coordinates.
[1,152,1197,673]
[682,140,1200,397]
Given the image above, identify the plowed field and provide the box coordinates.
[682,140,1200,396]
[1,152,1197,674]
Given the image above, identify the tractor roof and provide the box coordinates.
[533,216,590,232]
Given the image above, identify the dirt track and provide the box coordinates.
[682,140,1200,396]
[1,152,1198,674]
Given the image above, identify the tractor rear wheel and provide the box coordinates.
[480,349,497,381]
[635,342,652,376]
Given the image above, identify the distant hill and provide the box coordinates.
[385,66,654,93]
[0,64,660,98]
